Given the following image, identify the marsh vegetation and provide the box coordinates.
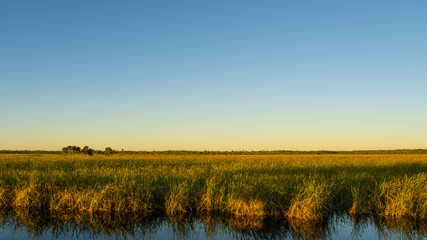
[0,154,425,223]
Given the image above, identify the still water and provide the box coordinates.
[0,211,425,240]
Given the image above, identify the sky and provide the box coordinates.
[1,1,427,151]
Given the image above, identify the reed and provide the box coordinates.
[229,198,265,217]
[166,181,193,216]
[287,181,333,221]
[0,153,425,220]
[197,177,227,213]
[0,185,9,207]
[376,173,426,219]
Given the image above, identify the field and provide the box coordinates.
[0,154,426,222]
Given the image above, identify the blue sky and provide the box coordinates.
[1,1,426,150]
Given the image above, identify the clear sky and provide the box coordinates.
[1,1,426,151]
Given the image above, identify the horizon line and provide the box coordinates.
[1,148,427,152]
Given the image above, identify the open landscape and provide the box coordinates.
[2,1,427,239]
[0,153,425,223]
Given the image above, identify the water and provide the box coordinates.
[0,211,425,240]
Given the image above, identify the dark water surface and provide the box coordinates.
[0,211,425,240]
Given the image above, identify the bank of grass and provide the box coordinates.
[0,154,425,221]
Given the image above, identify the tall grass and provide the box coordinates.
[376,173,427,219]
[0,154,425,221]
[287,180,333,220]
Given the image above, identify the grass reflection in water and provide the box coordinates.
[0,209,426,240]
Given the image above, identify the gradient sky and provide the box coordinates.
[1,1,427,151]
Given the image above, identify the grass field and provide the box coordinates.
[0,154,425,221]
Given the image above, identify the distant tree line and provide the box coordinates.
[62,145,93,155]
[1,149,427,155]
[108,149,427,155]
[0,150,61,154]
[61,146,115,156]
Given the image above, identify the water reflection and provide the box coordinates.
[0,209,425,240]
[351,215,427,240]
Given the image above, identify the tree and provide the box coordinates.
[86,148,94,156]
[75,146,81,152]
[104,147,113,155]
[65,145,81,154]
[82,146,89,153]
[82,146,94,156]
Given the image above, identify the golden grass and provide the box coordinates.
[166,181,193,216]
[229,198,265,217]
[349,186,372,215]
[0,186,9,207]
[0,153,425,220]
[287,181,333,221]
[197,177,223,213]
[376,173,426,219]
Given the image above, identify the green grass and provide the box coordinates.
[0,154,426,221]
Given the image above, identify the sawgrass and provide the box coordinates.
[0,154,426,221]
[376,174,427,219]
